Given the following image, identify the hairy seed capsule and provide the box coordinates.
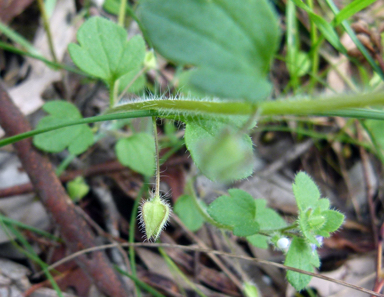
[140,195,170,241]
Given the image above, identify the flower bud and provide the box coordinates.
[144,50,157,70]
[276,237,290,250]
[140,195,170,241]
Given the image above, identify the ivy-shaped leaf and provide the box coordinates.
[207,189,259,236]
[33,101,93,155]
[255,199,286,230]
[184,119,254,182]
[115,132,155,177]
[138,0,280,102]
[68,17,146,85]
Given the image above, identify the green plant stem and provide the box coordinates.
[118,0,127,27]
[129,179,148,297]
[55,154,76,176]
[36,0,58,63]
[4,92,384,149]
[0,41,87,75]
[152,117,160,200]
[109,81,116,107]
[0,22,39,55]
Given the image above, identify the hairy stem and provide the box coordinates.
[152,117,160,200]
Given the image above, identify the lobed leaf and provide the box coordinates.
[33,101,94,155]
[115,132,155,176]
[207,189,259,236]
[255,199,286,230]
[68,17,145,84]
[174,195,206,232]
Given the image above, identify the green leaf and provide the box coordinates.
[365,119,384,151]
[138,0,280,102]
[319,210,344,235]
[33,101,94,155]
[317,198,330,211]
[292,172,321,212]
[255,199,286,230]
[285,237,314,291]
[117,66,146,93]
[287,50,311,77]
[184,120,254,182]
[174,195,206,232]
[247,234,269,249]
[68,17,145,84]
[207,189,259,236]
[334,0,377,25]
[67,177,90,201]
[298,212,319,245]
[115,132,155,176]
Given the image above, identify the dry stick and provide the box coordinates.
[0,81,128,297]
[43,242,384,297]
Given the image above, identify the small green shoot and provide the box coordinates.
[293,172,344,244]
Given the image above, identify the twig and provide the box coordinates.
[43,242,384,297]
[0,81,128,296]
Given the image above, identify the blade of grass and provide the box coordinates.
[129,178,149,297]
[325,0,384,81]
[0,219,64,297]
[290,0,346,54]
[0,41,87,75]
[0,214,61,242]
[255,124,371,150]
[334,0,377,25]
[0,22,40,55]
[360,120,384,164]
[114,266,166,297]
[158,247,208,297]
